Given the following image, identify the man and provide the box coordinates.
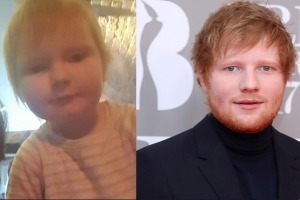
[137,1,300,199]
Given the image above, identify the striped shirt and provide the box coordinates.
[6,101,136,199]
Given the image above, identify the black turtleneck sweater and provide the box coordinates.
[209,114,278,200]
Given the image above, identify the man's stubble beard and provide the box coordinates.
[207,94,283,134]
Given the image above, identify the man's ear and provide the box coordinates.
[196,70,208,93]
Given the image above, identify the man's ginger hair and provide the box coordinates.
[191,1,296,83]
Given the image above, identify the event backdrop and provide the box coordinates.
[137,0,300,149]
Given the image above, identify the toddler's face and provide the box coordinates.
[18,19,103,127]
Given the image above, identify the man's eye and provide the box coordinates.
[226,66,238,71]
[261,66,271,71]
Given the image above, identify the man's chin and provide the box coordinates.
[230,125,267,134]
[217,115,274,134]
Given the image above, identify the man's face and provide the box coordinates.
[197,39,286,133]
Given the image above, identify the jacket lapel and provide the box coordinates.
[194,116,244,199]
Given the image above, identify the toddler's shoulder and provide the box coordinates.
[105,101,135,121]
[104,101,136,139]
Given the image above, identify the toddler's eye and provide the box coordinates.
[23,65,48,75]
[69,54,84,62]
[32,65,46,73]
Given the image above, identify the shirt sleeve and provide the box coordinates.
[109,101,136,150]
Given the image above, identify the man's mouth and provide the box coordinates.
[234,100,263,110]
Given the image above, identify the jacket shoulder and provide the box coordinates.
[137,127,196,156]
[273,128,300,152]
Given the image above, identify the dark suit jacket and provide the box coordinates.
[137,115,300,200]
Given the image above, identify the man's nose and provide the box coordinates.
[239,69,259,92]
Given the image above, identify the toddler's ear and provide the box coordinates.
[18,91,26,103]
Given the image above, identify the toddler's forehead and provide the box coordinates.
[23,16,89,45]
